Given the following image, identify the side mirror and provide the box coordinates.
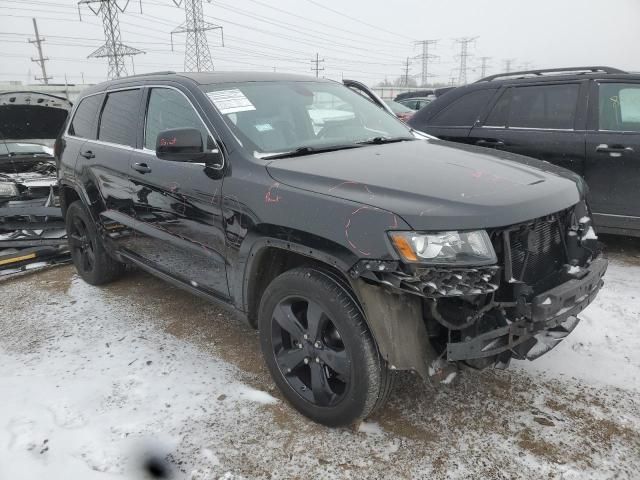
[155,128,223,168]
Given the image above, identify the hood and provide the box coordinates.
[266,139,583,231]
[0,91,72,141]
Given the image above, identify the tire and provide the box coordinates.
[65,200,125,285]
[258,267,393,426]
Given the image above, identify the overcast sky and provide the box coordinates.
[1,0,639,86]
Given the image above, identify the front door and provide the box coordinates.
[127,86,229,298]
[585,81,640,234]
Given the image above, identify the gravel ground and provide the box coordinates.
[0,236,639,479]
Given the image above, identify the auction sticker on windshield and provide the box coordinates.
[207,89,256,114]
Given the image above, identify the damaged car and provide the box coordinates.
[0,91,71,271]
[57,72,606,426]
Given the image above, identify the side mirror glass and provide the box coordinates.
[156,128,223,168]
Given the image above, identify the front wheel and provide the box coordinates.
[258,267,393,426]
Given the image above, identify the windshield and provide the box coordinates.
[202,81,413,157]
[385,100,413,114]
[0,142,53,157]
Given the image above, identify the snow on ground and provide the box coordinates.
[520,258,640,391]
[0,239,639,479]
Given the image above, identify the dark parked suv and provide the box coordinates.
[56,71,606,426]
[409,66,640,237]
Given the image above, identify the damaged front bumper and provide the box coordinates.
[447,255,607,362]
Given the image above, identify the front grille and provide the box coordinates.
[508,216,566,285]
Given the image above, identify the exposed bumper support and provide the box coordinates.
[447,256,608,361]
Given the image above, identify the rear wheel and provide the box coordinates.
[66,201,125,285]
[258,267,393,426]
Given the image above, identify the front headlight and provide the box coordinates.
[388,230,496,265]
[0,182,19,198]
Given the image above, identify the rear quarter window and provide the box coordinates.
[430,89,496,127]
[68,95,102,139]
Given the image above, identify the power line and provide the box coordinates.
[454,36,478,85]
[241,0,409,48]
[414,39,437,87]
[310,52,324,78]
[28,18,52,84]
[171,0,223,72]
[78,0,145,79]
[301,0,415,41]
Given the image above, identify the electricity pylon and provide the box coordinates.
[78,0,144,79]
[171,0,223,72]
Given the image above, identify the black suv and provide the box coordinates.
[409,66,640,237]
[56,72,607,426]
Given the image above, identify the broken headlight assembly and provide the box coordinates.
[0,181,19,198]
[388,230,497,265]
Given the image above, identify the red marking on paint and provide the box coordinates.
[159,136,177,147]
[471,170,484,178]
[344,206,383,257]
[329,181,374,198]
[265,182,281,203]
[388,214,398,229]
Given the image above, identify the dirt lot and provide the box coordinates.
[1,236,639,479]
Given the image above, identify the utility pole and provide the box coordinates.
[311,52,325,77]
[78,1,144,79]
[454,36,478,85]
[402,56,411,86]
[171,0,223,72]
[503,58,516,73]
[414,39,437,87]
[478,56,491,79]
[28,18,52,84]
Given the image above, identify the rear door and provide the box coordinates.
[60,94,103,180]
[80,88,144,250]
[585,80,640,233]
[126,86,229,297]
[469,82,588,175]
[415,88,497,143]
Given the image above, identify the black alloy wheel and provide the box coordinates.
[271,296,349,407]
[258,267,393,426]
[68,214,96,275]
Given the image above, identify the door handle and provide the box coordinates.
[475,139,505,148]
[595,144,634,155]
[79,150,95,159]
[131,162,152,173]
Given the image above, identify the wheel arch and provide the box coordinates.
[241,236,440,379]
[59,181,83,219]
[241,237,357,329]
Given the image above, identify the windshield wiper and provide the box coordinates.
[260,144,363,160]
[357,136,415,145]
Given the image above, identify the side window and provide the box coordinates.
[98,89,140,147]
[69,95,102,139]
[598,83,640,132]
[431,89,496,127]
[144,88,210,150]
[484,89,512,127]
[509,84,579,129]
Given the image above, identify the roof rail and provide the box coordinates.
[476,66,627,83]
[121,71,177,79]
